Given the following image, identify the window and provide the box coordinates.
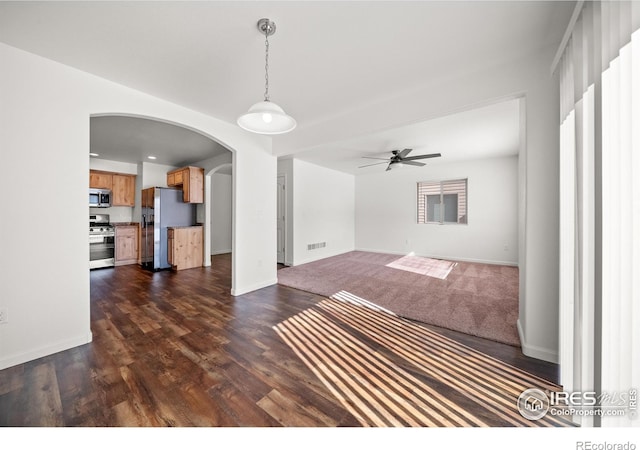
[417,179,467,224]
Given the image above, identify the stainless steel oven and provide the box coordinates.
[89,214,115,269]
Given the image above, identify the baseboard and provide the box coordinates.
[231,278,278,296]
[0,331,93,370]
[354,247,518,267]
[211,249,232,256]
[517,319,559,364]
[291,257,318,266]
[293,248,355,267]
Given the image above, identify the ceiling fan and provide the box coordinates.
[358,148,441,171]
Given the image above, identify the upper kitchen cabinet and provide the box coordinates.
[141,187,155,208]
[112,174,135,206]
[90,170,136,207]
[89,171,113,190]
[167,166,204,204]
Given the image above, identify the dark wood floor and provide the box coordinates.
[0,254,559,426]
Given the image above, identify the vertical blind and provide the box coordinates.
[557,1,640,427]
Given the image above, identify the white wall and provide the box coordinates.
[356,155,518,265]
[290,159,355,266]
[89,158,138,174]
[210,173,232,255]
[141,161,177,189]
[0,42,276,370]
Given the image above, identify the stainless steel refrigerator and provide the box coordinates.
[141,187,195,270]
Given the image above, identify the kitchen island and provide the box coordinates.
[167,225,203,271]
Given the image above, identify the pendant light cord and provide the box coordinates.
[237,18,296,134]
[264,31,270,102]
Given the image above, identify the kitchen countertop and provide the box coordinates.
[167,225,202,229]
[111,222,140,227]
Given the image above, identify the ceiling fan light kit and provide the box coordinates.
[237,18,296,135]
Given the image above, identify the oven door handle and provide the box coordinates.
[89,233,114,243]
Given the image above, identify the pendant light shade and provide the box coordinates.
[237,18,296,135]
[237,100,296,135]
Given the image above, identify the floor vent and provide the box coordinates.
[307,242,327,251]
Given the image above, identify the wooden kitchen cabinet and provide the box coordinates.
[141,187,157,208]
[167,226,203,271]
[115,224,139,266]
[90,170,136,206]
[167,170,183,187]
[89,171,113,190]
[166,166,204,204]
[112,174,136,206]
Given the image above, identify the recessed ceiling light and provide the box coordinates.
[147,156,157,160]
[89,152,99,157]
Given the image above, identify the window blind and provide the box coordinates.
[556,1,640,427]
[417,179,467,224]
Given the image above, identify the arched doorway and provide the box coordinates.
[90,113,236,291]
[203,162,233,274]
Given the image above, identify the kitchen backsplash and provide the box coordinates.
[90,206,133,223]
[196,203,204,224]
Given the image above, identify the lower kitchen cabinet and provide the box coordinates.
[115,224,139,266]
[167,226,203,271]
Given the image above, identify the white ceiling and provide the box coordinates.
[295,98,521,174]
[0,1,574,170]
[90,116,230,167]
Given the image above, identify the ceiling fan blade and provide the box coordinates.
[403,153,442,161]
[356,150,440,171]
[358,161,390,168]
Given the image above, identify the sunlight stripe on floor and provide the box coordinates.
[275,311,487,426]
[275,291,576,427]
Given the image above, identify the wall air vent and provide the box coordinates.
[307,242,327,251]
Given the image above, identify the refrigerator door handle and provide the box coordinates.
[142,213,147,264]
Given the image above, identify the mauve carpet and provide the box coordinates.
[276,251,520,347]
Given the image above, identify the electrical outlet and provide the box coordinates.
[0,307,7,324]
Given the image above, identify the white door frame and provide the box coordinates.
[276,174,286,264]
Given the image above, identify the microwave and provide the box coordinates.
[89,188,111,208]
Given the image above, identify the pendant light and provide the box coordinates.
[237,18,296,135]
